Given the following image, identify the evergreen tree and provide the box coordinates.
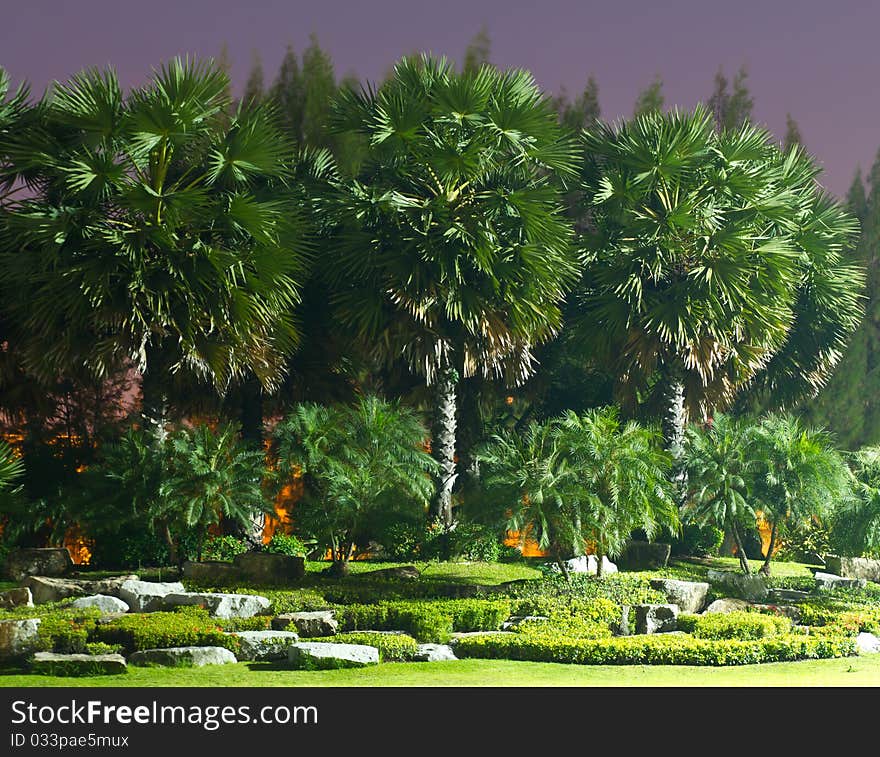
[301,34,337,149]
[847,167,868,223]
[708,65,753,130]
[270,44,304,139]
[633,76,664,117]
[243,50,265,105]
[783,113,803,151]
[555,76,601,131]
[463,25,491,73]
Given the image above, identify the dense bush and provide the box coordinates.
[328,632,419,662]
[509,597,619,629]
[202,536,249,563]
[454,632,855,666]
[92,608,239,653]
[495,573,665,607]
[671,524,724,558]
[513,616,612,640]
[677,611,790,640]
[263,534,309,557]
[35,610,101,654]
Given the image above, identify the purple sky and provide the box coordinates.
[2,0,878,197]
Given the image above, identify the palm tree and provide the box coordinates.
[325,55,579,527]
[273,396,438,576]
[831,448,880,560]
[747,414,851,575]
[573,107,862,493]
[0,58,309,440]
[684,414,755,573]
[0,439,23,493]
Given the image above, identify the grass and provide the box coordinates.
[3,655,879,687]
[303,560,542,585]
[656,557,818,582]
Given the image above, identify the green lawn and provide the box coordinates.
[3,655,879,687]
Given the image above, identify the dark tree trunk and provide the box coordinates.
[660,364,687,504]
[240,371,266,550]
[162,522,179,567]
[760,522,778,576]
[456,377,483,484]
[730,520,752,574]
[141,342,168,443]
[431,363,458,529]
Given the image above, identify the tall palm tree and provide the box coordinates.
[325,55,579,526]
[573,106,863,493]
[0,58,309,439]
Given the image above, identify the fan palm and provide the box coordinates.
[574,106,863,492]
[325,55,579,525]
[747,413,851,575]
[0,58,309,438]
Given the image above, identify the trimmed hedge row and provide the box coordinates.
[328,632,419,662]
[92,609,240,654]
[677,611,790,640]
[453,632,856,666]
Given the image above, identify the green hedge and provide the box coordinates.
[454,632,856,666]
[92,609,239,654]
[495,573,666,606]
[677,611,790,640]
[513,616,612,640]
[328,632,418,662]
[35,610,102,654]
[509,597,619,628]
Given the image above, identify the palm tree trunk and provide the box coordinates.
[760,522,778,576]
[240,371,266,549]
[162,521,179,567]
[141,342,168,444]
[660,364,687,504]
[730,520,752,574]
[431,363,458,529]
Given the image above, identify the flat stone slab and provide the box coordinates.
[857,632,880,654]
[24,574,139,605]
[69,595,130,614]
[0,586,33,609]
[118,580,185,613]
[634,604,679,634]
[227,631,300,661]
[704,598,753,614]
[414,644,457,662]
[273,610,338,637]
[30,652,126,676]
[128,646,238,667]
[163,592,270,619]
[287,642,379,669]
[767,589,810,603]
[0,618,41,659]
[814,572,868,591]
[649,579,710,613]
[5,548,72,581]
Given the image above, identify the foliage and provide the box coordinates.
[493,573,666,607]
[0,439,23,494]
[263,533,309,557]
[92,608,239,654]
[671,524,724,558]
[677,611,790,640]
[328,632,419,662]
[35,610,101,654]
[832,447,880,557]
[513,615,612,641]
[202,535,249,563]
[85,642,123,656]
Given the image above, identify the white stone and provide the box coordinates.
[31,652,127,675]
[549,555,618,576]
[414,644,458,662]
[814,572,868,591]
[162,592,270,619]
[227,630,300,661]
[272,610,338,637]
[649,579,710,614]
[69,595,130,614]
[704,598,753,614]
[0,618,41,659]
[128,646,238,667]
[856,632,880,654]
[118,580,185,613]
[287,642,379,669]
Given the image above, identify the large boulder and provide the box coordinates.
[30,652,127,676]
[227,630,300,661]
[814,572,867,591]
[5,548,73,581]
[69,595,130,614]
[707,570,768,602]
[181,561,242,586]
[0,586,33,610]
[128,646,237,667]
[23,574,138,605]
[0,618,41,659]
[825,556,880,584]
[856,632,880,654]
[616,542,671,571]
[414,644,457,662]
[549,555,617,576]
[118,580,185,613]
[163,592,270,619]
[233,552,305,584]
[287,642,379,669]
[272,610,337,637]
[704,598,752,614]
[634,604,679,634]
[649,579,710,613]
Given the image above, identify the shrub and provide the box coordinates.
[36,610,101,654]
[495,573,665,607]
[671,524,724,558]
[92,609,239,653]
[454,632,855,666]
[677,611,790,640]
[201,536,249,562]
[447,523,505,562]
[216,615,273,632]
[509,597,619,628]
[514,616,612,640]
[85,642,123,656]
[263,534,308,557]
[328,632,419,662]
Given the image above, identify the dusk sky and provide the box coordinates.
[2,0,878,197]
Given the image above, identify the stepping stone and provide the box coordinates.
[163,592,270,619]
[118,580,185,613]
[650,579,710,613]
[273,610,337,637]
[414,644,457,662]
[287,642,379,669]
[226,631,300,661]
[0,618,41,660]
[767,589,810,603]
[69,595,130,614]
[30,652,126,676]
[128,646,238,667]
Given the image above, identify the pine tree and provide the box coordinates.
[633,76,664,117]
[556,76,601,131]
[463,25,491,72]
[242,50,264,105]
[847,167,868,223]
[783,113,803,151]
[270,44,304,139]
[301,34,337,149]
[708,65,753,130]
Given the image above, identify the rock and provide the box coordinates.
[272,610,337,637]
[825,556,880,584]
[24,574,140,605]
[549,555,618,575]
[80,575,140,598]
[414,644,457,662]
[753,604,802,622]
[233,552,305,584]
[362,565,420,581]
[856,632,880,654]
[181,561,242,585]
[767,589,810,603]
[634,604,679,634]
[128,646,238,667]
[69,595,130,614]
[814,572,867,591]
[615,605,631,636]
[287,642,379,669]
[617,542,671,571]
[4,548,72,581]
[226,630,300,661]
[707,570,768,601]
[0,618,41,659]
[501,615,550,630]
[118,580,185,613]
[704,598,753,614]
[649,579,710,613]
[0,587,33,609]
[163,592,271,619]
[30,652,127,676]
